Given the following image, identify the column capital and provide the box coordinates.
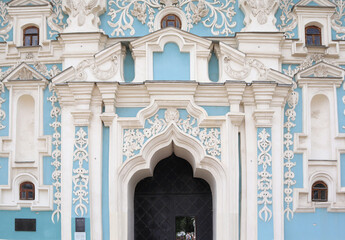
[253,109,274,128]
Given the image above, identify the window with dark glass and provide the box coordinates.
[305,26,321,46]
[23,27,39,47]
[161,14,181,29]
[312,181,327,202]
[20,182,35,200]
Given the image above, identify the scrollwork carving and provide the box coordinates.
[107,0,237,36]
[48,86,62,223]
[0,1,12,41]
[224,56,268,80]
[257,128,273,222]
[122,108,221,160]
[47,0,67,38]
[72,128,89,217]
[277,0,297,38]
[331,0,345,40]
[283,82,298,221]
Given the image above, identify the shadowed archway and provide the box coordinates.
[134,154,213,240]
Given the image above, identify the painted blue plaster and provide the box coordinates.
[200,106,230,116]
[341,154,345,188]
[102,126,110,240]
[153,42,190,81]
[285,208,345,240]
[337,68,345,133]
[72,127,90,240]
[47,1,68,40]
[0,208,61,240]
[0,157,8,185]
[99,0,244,37]
[275,0,299,39]
[116,107,144,117]
[208,51,219,82]
[306,1,320,6]
[0,86,10,137]
[0,0,13,43]
[124,47,135,82]
[257,127,274,240]
[29,63,62,79]
[332,5,345,40]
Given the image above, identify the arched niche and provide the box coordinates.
[115,124,229,240]
[310,94,331,160]
[15,95,36,163]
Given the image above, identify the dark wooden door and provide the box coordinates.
[134,154,213,240]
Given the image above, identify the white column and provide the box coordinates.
[60,106,74,240]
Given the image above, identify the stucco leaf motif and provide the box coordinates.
[257,128,273,222]
[47,0,67,37]
[246,0,276,25]
[277,0,297,38]
[0,1,13,41]
[48,87,62,223]
[123,109,221,161]
[76,55,118,81]
[107,0,237,36]
[224,56,268,80]
[331,0,345,40]
[283,83,298,221]
[72,128,89,217]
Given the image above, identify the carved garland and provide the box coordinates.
[123,108,221,161]
[277,0,297,38]
[257,128,273,222]
[72,128,89,217]
[48,85,62,223]
[331,0,345,40]
[224,56,268,80]
[47,0,66,38]
[0,1,12,41]
[283,82,298,221]
[107,0,237,36]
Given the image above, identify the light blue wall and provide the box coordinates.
[0,208,61,240]
[0,86,10,137]
[341,154,345,188]
[257,127,274,240]
[208,51,219,82]
[337,71,345,133]
[285,208,345,240]
[200,106,230,116]
[116,107,144,117]
[102,126,110,240]
[153,42,190,80]
[0,157,8,185]
[275,0,299,39]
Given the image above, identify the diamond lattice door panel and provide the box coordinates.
[134,155,213,240]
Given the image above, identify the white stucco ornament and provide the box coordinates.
[63,0,106,32]
[240,0,279,31]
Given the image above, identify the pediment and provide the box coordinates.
[296,61,344,86]
[295,0,335,7]
[219,42,293,85]
[3,62,48,82]
[8,0,50,7]
[131,27,212,51]
[52,42,124,84]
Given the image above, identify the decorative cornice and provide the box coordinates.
[253,109,274,127]
[71,111,92,126]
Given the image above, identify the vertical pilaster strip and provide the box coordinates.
[72,127,90,240]
[257,127,273,240]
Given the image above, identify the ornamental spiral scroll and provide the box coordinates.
[277,0,297,38]
[107,0,237,36]
[283,82,298,221]
[331,0,345,40]
[47,0,67,38]
[0,82,6,131]
[72,128,89,217]
[123,108,221,161]
[257,128,273,222]
[48,85,62,223]
[0,1,13,41]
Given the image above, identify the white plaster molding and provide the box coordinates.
[62,0,106,33]
[239,0,279,32]
[0,173,53,211]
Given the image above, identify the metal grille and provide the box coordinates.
[134,154,213,240]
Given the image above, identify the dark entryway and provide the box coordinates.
[134,154,213,240]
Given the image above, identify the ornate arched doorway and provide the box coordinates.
[134,154,213,240]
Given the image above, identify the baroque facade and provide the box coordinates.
[0,0,345,239]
